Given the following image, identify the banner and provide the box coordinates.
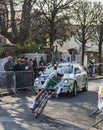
[0,57,7,71]
[0,58,8,85]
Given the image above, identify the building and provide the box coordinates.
[58,36,99,67]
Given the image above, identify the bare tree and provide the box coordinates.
[92,2,103,75]
[19,0,35,43]
[0,0,9,36]
[71,0,100,65]
[0,0,36,44]
[9,0,18,43]
[32,0,75,54]
[0,0,75,48]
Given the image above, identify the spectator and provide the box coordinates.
[39,57,46,71]
[13,58,24,71]
[88,55,95,77]
[33,57,38,78]
[39,57,46,66]
[29,59,33,71]
[23,57,29,71]
[28,59,34,87]
[4,56,14,94]
[13,58,25,89]
[23,58,32,88]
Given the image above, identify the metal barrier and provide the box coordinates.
[0,71,35,95]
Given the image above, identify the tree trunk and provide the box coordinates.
[19,0,33,44]
[9,0,18,43]
[81,42,85,65]
[98,42,102,75]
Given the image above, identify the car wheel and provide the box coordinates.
[71,82,77,96]
[82,79,88,92]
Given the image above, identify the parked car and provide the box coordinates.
[34,62,88,96]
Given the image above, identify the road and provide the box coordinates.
[0,79,103,130]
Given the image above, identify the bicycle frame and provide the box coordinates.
[34,89,54,118]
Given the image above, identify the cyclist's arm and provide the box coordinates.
[42,72,57,89]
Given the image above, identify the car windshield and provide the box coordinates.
[43,64,73,74]
[43,65,54,74]
[58,66,73,74]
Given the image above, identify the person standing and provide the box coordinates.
[13,58,25,71]
[23,57,29,71]
[29,59,33,71]
[39,57,46,66]
[13,58,25,89]
[33,57,38,78]
[39,57,46,71]
[88,55,95,77]
[4,56,14,93]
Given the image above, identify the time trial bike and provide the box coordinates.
[32,89,55,118]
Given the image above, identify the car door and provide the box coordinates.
[74,64,83,88]
[77,64,88,88]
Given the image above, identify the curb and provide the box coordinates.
[89,76,103,80]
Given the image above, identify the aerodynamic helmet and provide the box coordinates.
[57,68,64,76]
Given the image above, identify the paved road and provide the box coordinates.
[0,79,103,130]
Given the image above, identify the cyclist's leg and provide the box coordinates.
[56,85,62,95]
[35,89,45,102]
[52,84,62,97]
[30,77,49,111]
[30,89,45,111]
[55,85,61,97]
[34,90,48,118]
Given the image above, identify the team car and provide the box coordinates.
[34,62,88,96]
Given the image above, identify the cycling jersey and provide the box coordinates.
[42,70,62,89]
[88,58,95,67]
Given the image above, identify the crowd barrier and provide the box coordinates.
[0,71,35,95]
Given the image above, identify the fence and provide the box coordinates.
[0,71,35,95]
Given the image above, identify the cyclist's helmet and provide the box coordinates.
[57,68,64,76]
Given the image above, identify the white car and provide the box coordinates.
[34,62,88,96]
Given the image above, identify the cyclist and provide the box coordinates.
[30,68,64,112]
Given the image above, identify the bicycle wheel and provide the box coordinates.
[34,94,48,118]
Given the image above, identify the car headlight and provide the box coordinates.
[34,78,39,85]
[64,79,71,84]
